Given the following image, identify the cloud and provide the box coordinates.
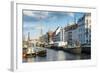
[67,12,74,17]
[23,10,49,20]
[23,11,33,17]
[23,23,44,31]
[23,10,75,23]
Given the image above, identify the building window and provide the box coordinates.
[89,20,91,24]
[86,40,88,44]
[86,20,88,25]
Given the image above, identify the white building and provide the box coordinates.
[64,24,78,48]
[64,13,91,48]
[53,27,67,47]
[77,13,91,46]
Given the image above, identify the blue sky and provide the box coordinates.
[23,10,85,39]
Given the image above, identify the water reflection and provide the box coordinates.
[23,48,90,63]
[57,51,66,60]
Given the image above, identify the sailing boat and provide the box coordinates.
[26,47,36,57]
[25,32,36,57]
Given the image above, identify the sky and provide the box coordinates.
[23,10,85,39]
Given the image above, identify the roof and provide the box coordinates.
[64,24,78,31]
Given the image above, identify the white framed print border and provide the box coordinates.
[11,1,97,72]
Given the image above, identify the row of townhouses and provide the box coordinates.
[47,13,91,48]
[23,13,91,48]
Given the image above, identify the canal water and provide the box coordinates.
[23,48,90,63]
